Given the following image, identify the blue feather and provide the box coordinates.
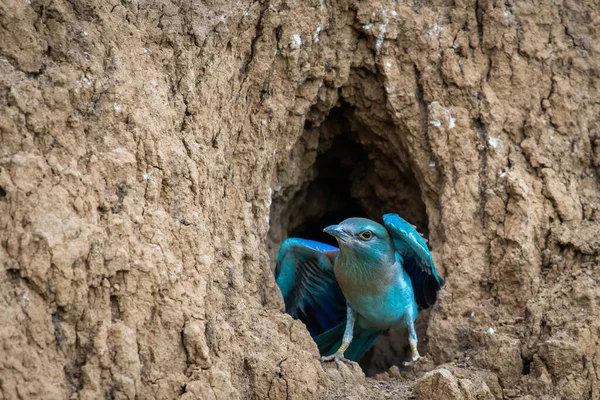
[275,238,346,337]
[314,322,381,362]
[383,213,444,308]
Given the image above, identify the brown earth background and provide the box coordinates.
[1,0,599,399]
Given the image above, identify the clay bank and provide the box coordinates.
[1,0,599,399]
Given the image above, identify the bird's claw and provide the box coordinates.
[320,353,357,369]
[402,354,428,367]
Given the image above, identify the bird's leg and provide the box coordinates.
[402,320,427,366]
[320,306,358,368]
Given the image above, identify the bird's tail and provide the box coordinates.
[314,322,381,362]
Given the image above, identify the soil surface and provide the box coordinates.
[1,0,599,399]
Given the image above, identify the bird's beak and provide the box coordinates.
[323,225,350,242]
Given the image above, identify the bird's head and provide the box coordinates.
[324,217,395,264]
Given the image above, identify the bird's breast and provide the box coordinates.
[333,259,386,299]
[334,259,417,328]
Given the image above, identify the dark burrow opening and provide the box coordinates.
[287,118,369,247]
[269,104,431,376]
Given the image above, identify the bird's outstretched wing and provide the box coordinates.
[383,213,444,309]
[275,238,346,337]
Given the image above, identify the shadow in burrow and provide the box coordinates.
[268,103,434,376]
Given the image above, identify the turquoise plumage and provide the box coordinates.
[275,213,444,366]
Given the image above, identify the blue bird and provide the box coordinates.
[275,213,444,367]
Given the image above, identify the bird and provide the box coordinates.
[274,213,444,367]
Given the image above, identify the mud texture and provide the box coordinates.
[1,0,599,399]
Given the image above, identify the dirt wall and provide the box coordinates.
[1,0,599,399]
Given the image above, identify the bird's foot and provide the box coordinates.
[320,353,357,369]
[402,354,429,367]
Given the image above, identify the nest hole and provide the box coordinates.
[270,103,431,375]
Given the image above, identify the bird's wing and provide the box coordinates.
[275,238,346,336]
[383,213,444,309]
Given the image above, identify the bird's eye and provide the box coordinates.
[359,230,373,241]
